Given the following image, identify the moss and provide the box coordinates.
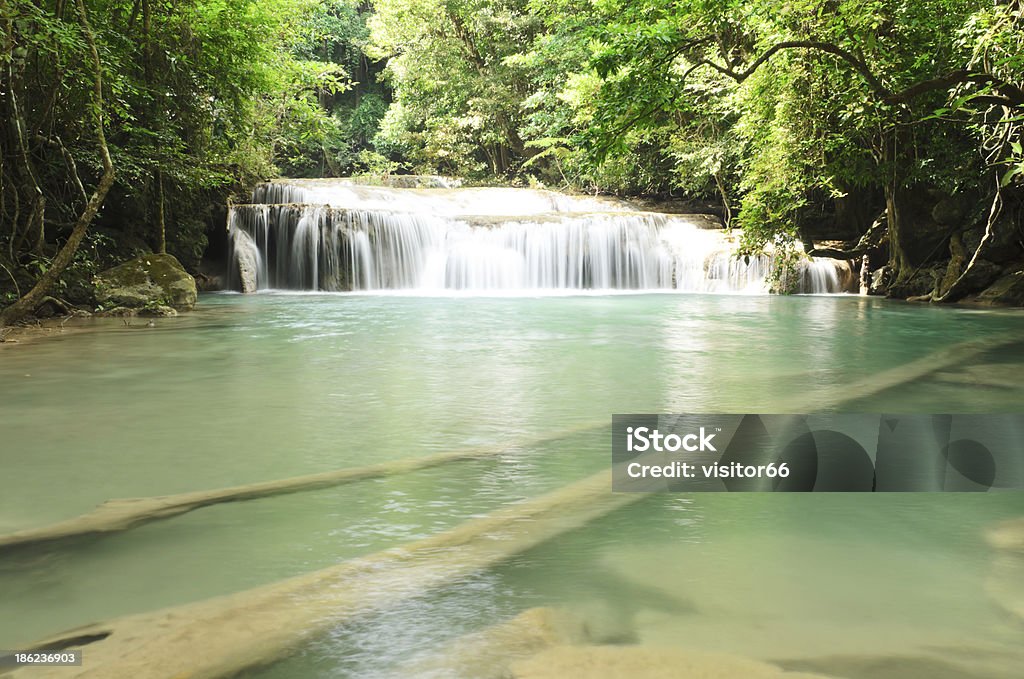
[93,254,197,311]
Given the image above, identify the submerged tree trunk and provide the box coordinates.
[0,0,114,326]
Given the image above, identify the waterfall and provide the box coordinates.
[798,258,843,294]
[227,180,844,294]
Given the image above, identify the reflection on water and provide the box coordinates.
[1,292,1023,677]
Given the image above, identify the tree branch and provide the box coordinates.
[699,40,890,97]
[888,70,1024,108]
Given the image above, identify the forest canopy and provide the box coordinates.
[2,0,1023,320]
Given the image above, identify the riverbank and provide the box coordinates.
[0,312,175,349]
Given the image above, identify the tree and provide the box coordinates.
[548,0,1022,287]
[1,0,357,322]
[0,0,114,326]
[368,0,538,177]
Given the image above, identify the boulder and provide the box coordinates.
[962,219,1024,264]
[230,230,260,293]
[975,270,1024,307]
[94,254,197,311]
[868,266,893,295]
[835,260,858,293]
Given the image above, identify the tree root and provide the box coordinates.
[33,295,74,315]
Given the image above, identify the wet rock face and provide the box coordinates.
[233,242,259,294]
[93,254,197,311]
[886,264,944,299]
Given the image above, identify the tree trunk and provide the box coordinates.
[880,126,915,281]
[0,0,114,326]
[156,168,166,254]
[884,180,914,279]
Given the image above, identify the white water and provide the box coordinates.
[227,180,840,294]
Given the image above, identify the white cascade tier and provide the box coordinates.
[227,180,842,294]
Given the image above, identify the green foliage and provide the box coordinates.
[361,0,1022,279]
[368,0,539,177]
[4,0,1023,306]
[1,0,364,295]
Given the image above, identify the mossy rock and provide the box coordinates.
[94,254,197,311]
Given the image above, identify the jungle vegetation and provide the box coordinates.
[2,0,1022,321]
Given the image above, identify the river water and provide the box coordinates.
[1,291,1022,677]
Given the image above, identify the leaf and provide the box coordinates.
[1000,165,1022,188]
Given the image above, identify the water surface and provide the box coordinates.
[0,292,1022,677]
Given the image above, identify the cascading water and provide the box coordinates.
[227,179,842,294]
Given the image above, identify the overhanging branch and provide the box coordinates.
[698,40,890,97]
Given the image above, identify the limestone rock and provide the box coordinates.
[938,257,1002,298]
[94,254,197,311]
[509,646,833,679]
[230,230,260,293]
[886,265,943,299]
[987,553,1024,625]
[985,518,1024,625]
[931,196,966,226]
[869,266,893,295]
[835,260,858,293]
[685,213,726,230]
[399,607,591,679]
[975,270,1024,307]
[137,305,178,317]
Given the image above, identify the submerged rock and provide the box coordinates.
[94,254,197,311]
[399,607,592,678]
[987,553,1024,625]
[509,646,833,679]
[985,518,1024,626]
[95,305,177,318]
[780,652,1015,679]
[985,517,1024,552]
